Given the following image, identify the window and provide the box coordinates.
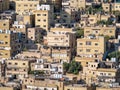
[24,4,28,7]
[43,25,46,27]
[95,43,98,46]
[54,38,58,40]
[15,63,18,65]
[43,14,46,16]
[43,19,46,22]
[86,31,90,33]
[3,23,6,26]
[37,14,41,16]
[5,42,8,44]
[95,31,98,33]
[79,49,82,52]
[86,49,91,52]
[8,62,11,65]
[86,41,91,45]
[79,43,83,45]
[110,31,112,33]
[37,19,40,22]
[5,53,8,55]
[5,36,7,38]
[100,73,103,75]
[95,50,98,52]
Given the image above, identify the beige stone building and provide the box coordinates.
[15,0,40,15]
[27,27,43,43]
[23,14,35,27]
[80,14,110,27]
[44,27,75,62]
[70,0,86,10]
[0,0,9,12]
[6,59,35,79]
[75,57,96,67]
[22,77,64,90]
[64,84,88,90]
[0,30,21,59]
[77,36,106,58]
[44,27,75,47]
[84,26,116,37]
[81,61,120,86]
[34,4,54,31]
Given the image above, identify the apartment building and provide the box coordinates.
[84,26,116,37]
[27,27,43,44]
[44,27,75,62]
[15,0,40,15]
[0,0,9,12]
[23,14,35,27]
[44,32,74,47]
[75,57,95,67]
[61,0,81,24]
[80,14,110,27]
[77,36,106,58]
[22,77,64,90]
[33,59,63,79]
[82,61,120,85]
[6,59,34,79]
[70,0,86,10]
[44,0,62,11]
[64,84,90,90]
[44,27,75,47]
[0,30,21,59]
[34,4,54,31]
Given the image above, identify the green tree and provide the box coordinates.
[105,35,110,41]
[63,60,82,75]
[108,51,120,59]
[76,28,84,38]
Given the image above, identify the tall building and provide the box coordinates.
[0,30,21,59]
[15,0,40,15]
[84,26,116,37]
[44,27,76,62]
[77,36,106,58]
[70,0,86,10]
[34,4,54,31]
[6,59,34,79]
